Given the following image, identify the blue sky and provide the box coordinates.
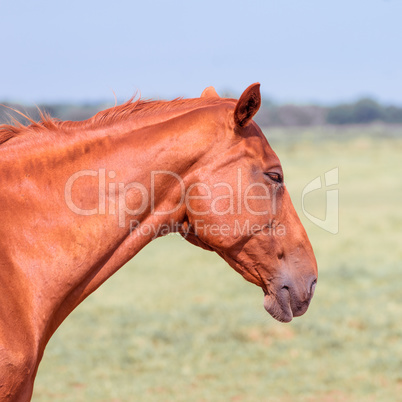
[1,0,401,104]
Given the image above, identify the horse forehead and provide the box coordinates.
[240,132,278,162]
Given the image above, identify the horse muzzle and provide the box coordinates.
[263,275,317,323]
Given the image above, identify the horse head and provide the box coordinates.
[182,83,317,322]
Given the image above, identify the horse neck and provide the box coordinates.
[5,105,226,346]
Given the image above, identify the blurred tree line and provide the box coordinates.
[1,97,402,127]
[255,97,402,126]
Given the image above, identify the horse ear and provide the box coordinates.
[234,83,261,127]
[201,86,220,98]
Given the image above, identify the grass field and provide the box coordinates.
[33,125,402,401]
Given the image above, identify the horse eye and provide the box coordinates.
[265,172,283,183]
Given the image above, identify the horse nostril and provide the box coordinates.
[310,278,317,295]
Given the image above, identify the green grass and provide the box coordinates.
[33,126,402,401]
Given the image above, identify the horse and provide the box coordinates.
[0,83,317,401]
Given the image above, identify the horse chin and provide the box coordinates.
[263,294,293,323]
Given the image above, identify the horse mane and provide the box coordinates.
[0,96,230,146]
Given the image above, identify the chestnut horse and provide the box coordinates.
[0,84,317,400]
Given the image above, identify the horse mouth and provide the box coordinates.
[263,286,312,323]
[263,291,294,323]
